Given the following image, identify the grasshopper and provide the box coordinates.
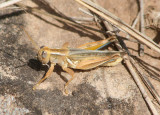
[23,29,124,93]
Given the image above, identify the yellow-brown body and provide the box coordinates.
[33,38,125,93]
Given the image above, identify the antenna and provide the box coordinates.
[20,26,39,51]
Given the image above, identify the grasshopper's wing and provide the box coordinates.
[77,37,115,50]
[101,55,123,66]
[75,53,122,70]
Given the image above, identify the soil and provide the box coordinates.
[0,0,160,114]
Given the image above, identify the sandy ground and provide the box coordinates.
[0,0,160,114]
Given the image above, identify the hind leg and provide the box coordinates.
[62,67,75,94]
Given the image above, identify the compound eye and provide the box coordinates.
[40,46,45,49]
[42,51,47,58]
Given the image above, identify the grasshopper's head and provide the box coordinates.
[21,27,51,65]
[37,46,51,65]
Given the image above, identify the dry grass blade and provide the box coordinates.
[124,57,159,115]
[130,57,160,105]
[75,0,160,54]
[139,0,145,56]
[126,12,140,39]
[0,0,22,9]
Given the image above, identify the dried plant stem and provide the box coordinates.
[0,0,22,9]
[79,8,93,16]
[130,57,160,105]
[139,0,145,56]
[124,57,159,115]
[133,12,140,28]
[69,17,94,22]
[153,100,160,110]
[126,12,140,39]
[75,0,160,54]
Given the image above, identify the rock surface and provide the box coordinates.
[0,0,160,114]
